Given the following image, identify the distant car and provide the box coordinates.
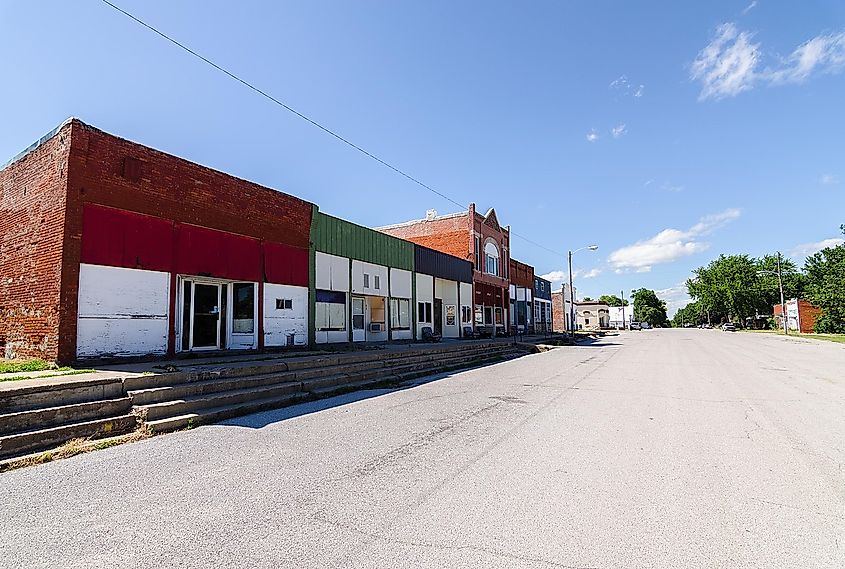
[722,322,736,332]
[630,322,642,330]
[641,322,651,330]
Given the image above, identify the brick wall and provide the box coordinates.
[551,291,566,332]
[509,258,534,288]
[0,123,72,361]
[57,120,315,362]
[378,214,470,261]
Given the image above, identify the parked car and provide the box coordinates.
[641,322,651,330]
[722,322,736,332]
[630,322,642,330]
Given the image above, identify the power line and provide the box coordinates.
[99,0,564,257]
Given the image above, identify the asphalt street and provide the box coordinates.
[2,329,844,568]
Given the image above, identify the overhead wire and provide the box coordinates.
[100,0,565,258]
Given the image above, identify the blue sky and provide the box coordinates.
[2,0,844,314]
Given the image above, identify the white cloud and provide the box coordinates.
[656,283,692,318]
[611,123,627,138]
[661,181,684,193]
[643,179,654,187]
[820,174,839,185]
[789,238,845,258]
[608,209,741,272]
[768,32,845,84]
[610,75,645,98]
[741,1,758,15]
[586,129,599,142]
[691,23,845,100]
[691,23,760,100]
[540,267,602,287]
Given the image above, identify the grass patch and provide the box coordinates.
[741,329,845,344]
[0,369,95,383]
[0,359,57,374]
[0,426,153,473]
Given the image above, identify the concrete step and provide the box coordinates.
[124,343,507,390]
[128,344,511,401]
[0,397,132,436]
[136,381,303,421]
[0,414,137,460]
[141,346,530,433]
[0,378,125,414]
[144,392,310,433]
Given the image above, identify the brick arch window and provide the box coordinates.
[484,241,500,276]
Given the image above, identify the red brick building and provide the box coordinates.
[378,205,511,334]
[1,119,313,363]
[508,258,535,332]
[774,299,822,333]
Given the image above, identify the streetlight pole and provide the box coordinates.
[757,253,788,336]
[567,245,598,337]
[777,252,787,336]
[620,289,626,331]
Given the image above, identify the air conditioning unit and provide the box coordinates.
[369,323,383,332]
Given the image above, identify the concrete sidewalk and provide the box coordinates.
[0,334,561,394]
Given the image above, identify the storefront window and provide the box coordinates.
[232,283,255,334]
[316,290,346,331]
[390,298,410,329]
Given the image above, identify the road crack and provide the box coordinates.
[310,513,598,568]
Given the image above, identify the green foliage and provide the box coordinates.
[598,294,628,307]
[632,288,668,327]
[0,359,55,374]
[686,253,804,323]
[672,301,703,327]
[803,242,845,333]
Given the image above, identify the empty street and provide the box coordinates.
[2,330,844,568]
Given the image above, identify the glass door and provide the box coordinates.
[192,282,221,350]
[352,296,365,342]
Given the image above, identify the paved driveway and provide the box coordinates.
[2,330,844,568]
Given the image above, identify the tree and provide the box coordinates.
[803,241,845,333]
[582,296,593,301]
[598,294,628,307]
[632,288,668,327]
[672,301,703,327]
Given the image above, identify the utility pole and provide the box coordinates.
[567,245,598,337]
[777,252,788,336]
[620,289,626,330]
[568,250,575,337]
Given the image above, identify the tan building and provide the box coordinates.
[575,301,610,330]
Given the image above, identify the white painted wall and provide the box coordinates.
[316,252,350,292]
[415,273,434,339]
[435,278,460,338]
[263,284,308,346]
[390,268,412,299]
[76,264,169,357]
[352,260,388,297]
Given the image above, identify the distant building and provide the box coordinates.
[551,283,577,333]
[608,305,634,329]
[774,299,821,333]
[533,275,553,333]
[378,205,511,336]
[575,301,609,330]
